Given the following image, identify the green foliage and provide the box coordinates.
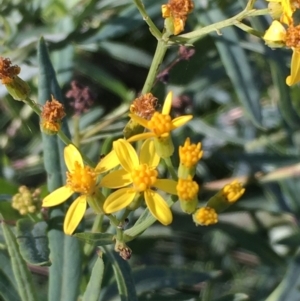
[1,0,300,300]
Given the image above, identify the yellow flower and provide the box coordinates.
[101,139,177,225]
[162,0,194,35]
[176,175,199,214]
[221,180,245,203]
[193,207,218,226]
[264,20,300,85]
[128,91,193,157]
[42,144,118,235]
[178,137,203,178]
[206,180,245,213]
[267,0,294,24]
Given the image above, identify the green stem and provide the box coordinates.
[25,97,95,167]
[164,157,178,180]
[170,8,269,43]
[72,115,80,147]
[132,0,162,39]
[142,39,168,94]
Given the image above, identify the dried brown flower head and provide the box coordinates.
[0,57,20,84]
[130,93,158,120]
[40,95,66,134]
[162,0,194,35]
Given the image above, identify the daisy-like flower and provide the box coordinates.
[267,0,294,24]
[101,139,177,225]
[128,91,193,158]
[42,144,119,235]
[264,20,300,85]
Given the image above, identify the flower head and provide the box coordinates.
[42,144,118,235]
[264,20,300,85]
[221,180,245,203]
[101,139,177,225]
[193,207,218,226]
[12,186,41,215]
[40,95,66,134]
[176,175,199,213]
[206,180,245,213]
[162,0,194,35]
[128,91,193,157]
[0,57,30,101]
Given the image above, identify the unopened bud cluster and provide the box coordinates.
[12,185,41,215]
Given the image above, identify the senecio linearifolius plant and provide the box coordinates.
[1,0,285,299]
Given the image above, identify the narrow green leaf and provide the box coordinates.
[1,219,38,301]
[132,266,216,295]
[16,218,50,266]
[216,222,285,267]
[82,252,105,301]
[0,269,21,301]
[199,8,262,128]
[266,252,300,301]
[101,247,138,301]
[213,293,249,301]
[38,37,81,301]
[74,232,115,245]
[269,57,300,129]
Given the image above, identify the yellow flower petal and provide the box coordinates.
[263,20,286,42]
[95,150,119,173]
[128,113,149,129]
[64,195,87,235]
[100,169,132,188]
[113,139,138,172]
[103,188,137,213]
[286,49,300,86]
[144,190,172,225]
[154,179,177,195]
[64,144,83,171]
[162,91,173,115]
[140,139,160,167]
[127,132,155,143]
[172,115,193,129]
[42,185,73,207]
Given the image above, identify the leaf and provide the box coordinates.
[213,293,249,301]
[16,218,50,266]
[74,232,115,245]
[216,222,285,267]
[38,37,82,301]
[0,269,21,301]
[101,246,138,301]
[82,252,105,301]
[1,218,38,301]
[199,8,262,128]
[266,252,300,301]
[132,266,217,295]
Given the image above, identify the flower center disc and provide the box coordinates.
[131,164,158,192]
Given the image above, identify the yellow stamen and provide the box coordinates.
[176,176,199,201]
[179,137,203,168]
[131,164,158,192]
[193,207,218,226]
[222,180,245,203]
[147,112,173,137]
[66,162,97,195]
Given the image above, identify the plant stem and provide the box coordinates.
[142,39,168,94]
[132,0,162,39]
[72,115,80,147]
[164,157,178,180]
[170,8,269,43]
